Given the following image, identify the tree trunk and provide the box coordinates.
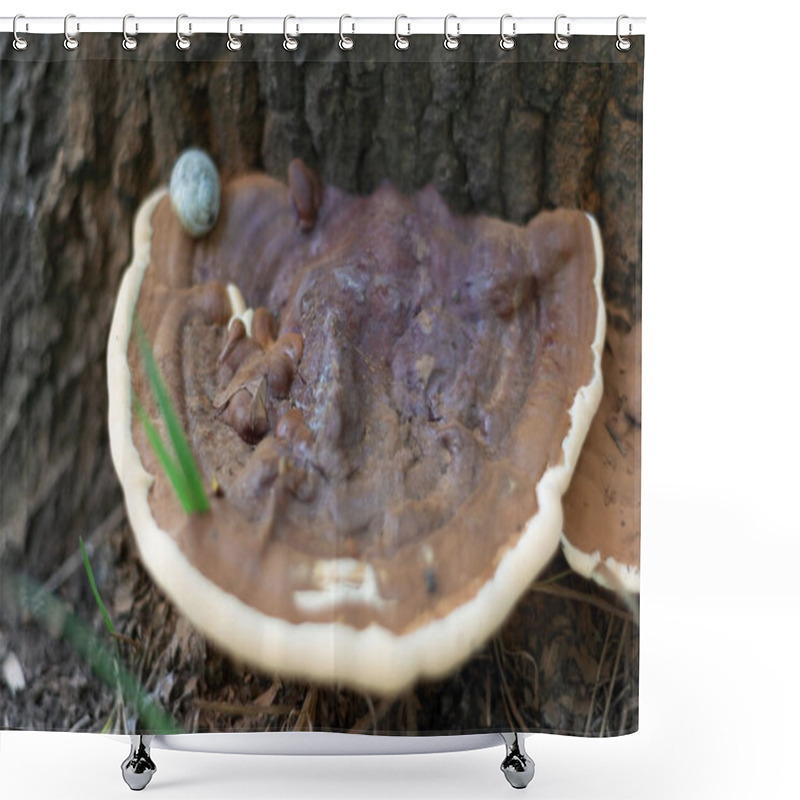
[1,32,643,572]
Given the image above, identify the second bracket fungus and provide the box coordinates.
[561,311,641,594]
[108,154,606,694]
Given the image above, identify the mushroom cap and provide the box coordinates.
[560,310,641,594]
[107,171,605,694]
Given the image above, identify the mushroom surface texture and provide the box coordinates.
[107,162,606,694]
[561,310,641,594]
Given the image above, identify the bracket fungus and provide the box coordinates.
[561,312,641,594]
[107,153,606,694]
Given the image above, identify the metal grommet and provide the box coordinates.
[395,14,410,51]
[444,14,459,51]
[283,15,298,51]
[227,15,242,51]
[616,14,632,51]
[554,14,570,51]
[499,14,515,50]
[63,13,79,51]
[122,14,138,51]
[12,15,28,51]
[339,14,354,51]
[176,13,191,51]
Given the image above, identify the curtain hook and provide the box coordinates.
[395,14,410,51]
[616,15,632,51]
[64,13,79,51]
[122,14,138,51]
[283,15,299,51]
[227,15,242,51]
[554,14,570,51]
[500,14,516,50]
[444,14,460,51]
[176,14,191,51]
[12,15,28,51]
[339,14,354,50]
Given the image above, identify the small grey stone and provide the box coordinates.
[169,148,221,237]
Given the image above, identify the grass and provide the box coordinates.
[5,569,182,734]
[134,320,209,515]
[77,534,184,734]
[80,536,115,636]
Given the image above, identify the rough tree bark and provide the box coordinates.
[1,32,643,582]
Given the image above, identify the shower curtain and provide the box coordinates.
[0,27,642,743]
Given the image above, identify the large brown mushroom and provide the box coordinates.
[107,157,606,694]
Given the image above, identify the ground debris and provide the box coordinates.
[3,523,638,736]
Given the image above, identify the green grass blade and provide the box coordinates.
[4,570,183,734]
[100,710,116,734]
[133,395,195,513]
[80,537,115,636]
[134,321,209,514]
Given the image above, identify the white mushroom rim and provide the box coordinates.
[107,187,606,695]
[560,535,641,595]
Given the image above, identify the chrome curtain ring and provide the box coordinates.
[176,13,191,50]
[12,14,28,51]
[339,14,354,51]
[227,15,242,51]
[444,14,460,51]
[395,14,410,51]
[554,14,570,51]
[500,14,515,50]
[63,13,79,51]
[122,14,138,51]
[283,15,298,51]
[616,14,632,51]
